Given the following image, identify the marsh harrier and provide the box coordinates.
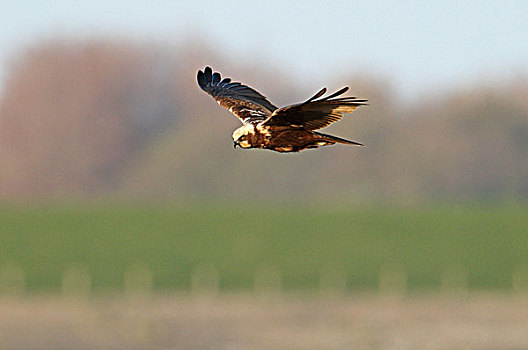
[197,67,367,152]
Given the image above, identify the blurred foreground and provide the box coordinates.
[2,294,528,349]
[2,201,527,294]
[2,201,527,349]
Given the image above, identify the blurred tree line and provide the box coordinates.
[0,39,526,201]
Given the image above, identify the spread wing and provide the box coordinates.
[197,67,277,124]
[260,87,367,130]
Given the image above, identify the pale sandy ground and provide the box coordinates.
[1,294,528,350]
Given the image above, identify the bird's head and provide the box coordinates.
[232,125,254,149]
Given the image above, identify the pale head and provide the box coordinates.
[232,124,255,148]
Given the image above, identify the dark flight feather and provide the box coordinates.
[320,86,349,100]
[197,67,367,152]
[197,67,277,124]
[261,87,368,130]
[306,88,327,102]
[314,131,363,146]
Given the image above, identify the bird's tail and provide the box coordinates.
[315,131,363,146]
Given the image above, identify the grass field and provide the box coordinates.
[1,201,527,294]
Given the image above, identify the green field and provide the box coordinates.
[1,201,527,293]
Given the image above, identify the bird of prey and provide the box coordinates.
[197,66,367,153]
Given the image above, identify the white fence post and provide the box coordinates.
[0,263,25,295]
[253,265,282,295]
[62,264,91,298]
[441,262,468,294]
[124,263,153,296]
[512,264,528,293]
[190,263,219,296]
[378,263,407,296]
[319,266,348,296]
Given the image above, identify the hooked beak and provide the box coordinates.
[233,140,239,149]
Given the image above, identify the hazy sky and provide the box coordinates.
[2,0,527,98]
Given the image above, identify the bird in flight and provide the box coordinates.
[197,67,367,153]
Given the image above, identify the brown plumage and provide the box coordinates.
[197,67,367,153]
